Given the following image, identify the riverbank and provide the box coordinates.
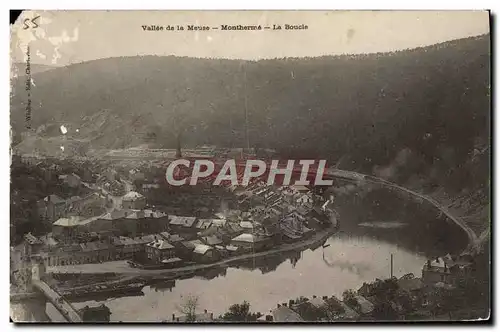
[49,224,338,281]
[328,169,480,254]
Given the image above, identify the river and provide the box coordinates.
[47,183,469,322]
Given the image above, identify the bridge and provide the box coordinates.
[10,257,83,322]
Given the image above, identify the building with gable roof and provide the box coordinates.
[37,194,68,222]
[122,191,146,210]
[168,215,198,234]
[145,239,176,264]
[231,233,272,251]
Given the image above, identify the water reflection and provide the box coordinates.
[72,234,427,322]
[70,186,469,322]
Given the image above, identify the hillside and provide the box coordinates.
[10,35,490,191]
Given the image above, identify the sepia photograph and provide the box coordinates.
[9,10,491,323]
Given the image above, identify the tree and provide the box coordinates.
[177,295,199,322]
[220,301,260,322]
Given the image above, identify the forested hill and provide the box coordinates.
[11,34,490,187]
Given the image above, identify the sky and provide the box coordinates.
[10,10,490,66]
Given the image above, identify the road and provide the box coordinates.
[52,168,482,279]
[326,169,481,254]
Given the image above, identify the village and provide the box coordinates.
[11,151,339,281]
[10,149,485,322]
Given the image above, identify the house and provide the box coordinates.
[166,234,185,243]
[239,221,255,231]
[324,296,359,320]
[52,216,86,239]
[145,239,176,264]
[291,184,310,193]
[278,213,310,241]
[101,209,137,237]
[295,193,313,207]
[442,253,475,285]
[116,236,144,259]
[201,235,223,246]
[192,244,220,263]
[422,257,452,285]
[22,233,43,258]
[37,194,68,222]
[79,241,113,264]
[135,209,169,234]
[122,191,146,210]
[168,215,198,233]
[231,233,272,251]
[224,244,242,255]
[225,222,245,237]
[353,295,374,316]
[75,215,112,234]
[159,231,171,240]
[43,244,84,266]
[67,193,107,217]
[292,296,329,321]
[211,219,227,228]
[272,305,304,322]
[134,234,157,246]
[195,219,213,231]
[43,239,117,266]
[176,241,197,259]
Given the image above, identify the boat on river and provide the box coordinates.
[59,281,146,300]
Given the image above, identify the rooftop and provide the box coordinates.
[24,233,42,245]
[126,210,146,219]
[240,221,254,229]
[354,295,375,314]
[272,306,304,322]
[169,215,197,227]
[193,244,213,255]
[100,209,129,220]
[202,235,223,246]
[161,257,182,264]
[211,219,227,227]
[147,239,174,250]
[195,219,213,229]
[309,297,326,309]
[231,233,269,243]
[168,234,185,243]
[122,191,145,201]
[53,216,85,227]
[80,241,111,252]
[144,210,168,219]
[291,184,310,193]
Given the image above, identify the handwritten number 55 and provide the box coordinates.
[23,16,40,30]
